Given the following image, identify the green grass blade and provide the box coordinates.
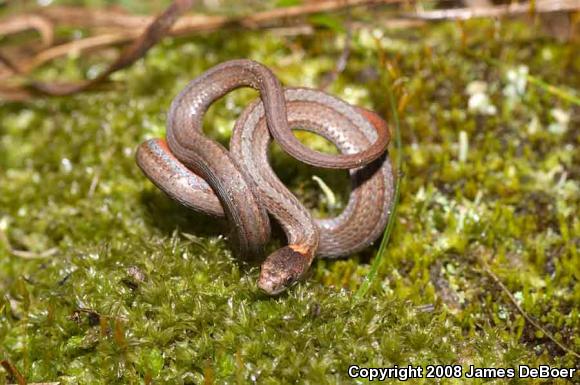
[355,85,402,299]
[464,49,580,106]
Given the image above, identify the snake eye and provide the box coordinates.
[283,274,298,288]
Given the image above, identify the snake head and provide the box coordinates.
[258,246,311,295]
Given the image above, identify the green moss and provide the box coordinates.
[1,12,579,385]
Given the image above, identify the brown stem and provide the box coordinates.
[319,16,353,90]
[1,0,195,99]
[0,14,53,47]
[406,0,579,20]
[0,0,405,88]
[477,255,580,358]
[1,360,27,385]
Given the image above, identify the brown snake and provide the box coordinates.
[136,59,394,294]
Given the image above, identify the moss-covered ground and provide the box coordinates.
[1,5,579,384]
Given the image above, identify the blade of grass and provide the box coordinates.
[525,75,580,106]
[464,49,580,106]
[355,84,402,299]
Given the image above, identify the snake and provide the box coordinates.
[136,59,394,295]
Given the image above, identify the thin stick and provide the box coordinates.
[0,0,195,99]
[24,33,140,73]
[0,0,406,81]
[0,33,140,82]
[0,14,54,47]
[319,15,353,90]
[30,1,405,29]
[478,256,580,358]
[406,0,579,20]
[1,360,26,385]
[0,227,58,259]
[242,0,403,26]
[0,50,23,74]
[4,17,420,80]
[9,248,58,259]
[36,6,157,29]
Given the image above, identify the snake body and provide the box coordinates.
[136,59,394,294]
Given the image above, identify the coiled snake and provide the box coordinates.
[136,59,394,295]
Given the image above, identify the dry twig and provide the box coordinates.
[21,33,140,73]
[407,0,579,20]
[0,14,53,47]
[477,254,580,358]
[319,15,353,90]
[0,0,194,100]
[241,0,400,26]
[0,227,58,259]
[1,0,578,101]
[31,0,402,30]
[0,0,406,79]
[1,360,26,385]
[0,0,406,101]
